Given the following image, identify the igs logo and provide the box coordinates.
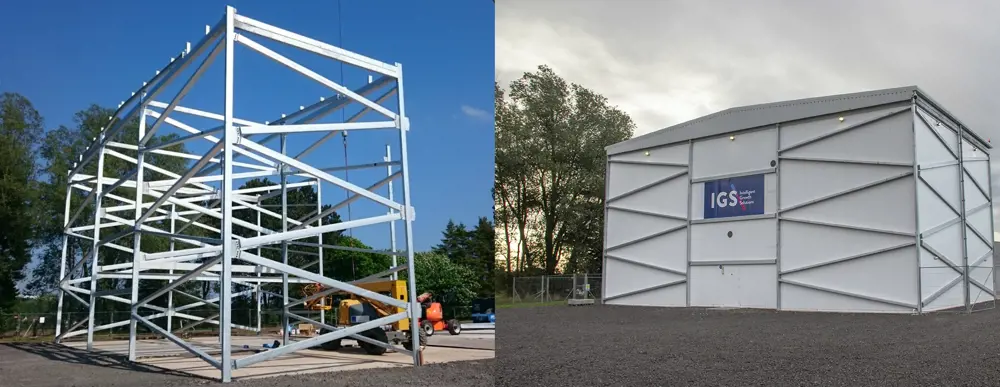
[703,174,765,219]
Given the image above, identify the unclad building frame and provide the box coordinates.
[601,86,995,314]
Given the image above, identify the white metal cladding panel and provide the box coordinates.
[965,159,990,189]
[605,210,685,254]
[966,149,994,302]
[604,145,690,307]
[779,160,912,214]
[689,265,777,308]
[603,258,686,306]
[779,283,915,313]
[690,218,776,262]
[781,172,915,234]
[604,284,687,307]
[609,176,688,219]
[608,142,689,165]
[961,138,988,160]
[964,174,989,214]
[779,103,910,150]
[691,128,776,180]
[916,108,959,152]
[781,108,913,165]
[776,105,917,313]
[690,174,777,220]
[917,165,961,230]
[780,221,913,273]
[781,246,917,306]
[607,162,687,200]
[914,104,994,311]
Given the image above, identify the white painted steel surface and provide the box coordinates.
[53,6,421,383]
[603,87,994,314]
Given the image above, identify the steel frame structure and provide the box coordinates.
[51,6,420,382]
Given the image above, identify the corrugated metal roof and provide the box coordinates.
[606,86,990,155]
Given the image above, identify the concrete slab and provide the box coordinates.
[143,346,493,380]
[426,329,494,350]
[60,333,494,381]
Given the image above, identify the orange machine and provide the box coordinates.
[299,279,458,354]
[416,292,460,337]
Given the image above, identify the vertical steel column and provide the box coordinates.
[54,185,73,340]
[167,204,176,332]
[957,121,970,312]
[394,63,420,366]
[911,95,923,314]
[128,102,148,361]
[601,157,609,302]
[386,144,398,280]
[317,177,325,325]
[987,142,996,304]
[280,133,289,345]
[86,133,107,351]
[219,5,237,382]
[256,210,262,334]
[685,140,694,306]
[775,123,782,310]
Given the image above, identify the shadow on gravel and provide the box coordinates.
[1,342,212,381]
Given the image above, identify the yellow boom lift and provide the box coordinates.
[301,279,431,355]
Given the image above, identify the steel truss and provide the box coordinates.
[52,6,420,382]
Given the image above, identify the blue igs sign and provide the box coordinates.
[703,174,765,219]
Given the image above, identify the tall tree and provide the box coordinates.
[432,220,470,262]
[0,93,44,307]
[432,217,495,297]
[495,66,634,275]
[467,217,496,296]
[494,81,539,273]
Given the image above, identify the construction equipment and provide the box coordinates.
[416,292,461,337]
[303,279,449,355]
[568,283,596,306]
[469,298,495,323]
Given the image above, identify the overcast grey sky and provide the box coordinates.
[497,0,1000,226]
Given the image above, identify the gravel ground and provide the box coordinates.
[0,342,494,387]
[496,304,1000,386]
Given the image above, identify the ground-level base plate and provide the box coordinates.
[568,299,595,306]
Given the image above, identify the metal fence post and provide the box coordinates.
[572,273,578,299]
[511,277,516,302]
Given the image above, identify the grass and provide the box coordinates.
[0,327,261,344]
[496,297,566,309]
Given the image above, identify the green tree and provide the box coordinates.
[468,217,496,296]
[26,104,198,304]
[495,66,634,275]
[432,217,495,297]
[0,93,44,307]
[432,220,470,261]
[409,251,477,309]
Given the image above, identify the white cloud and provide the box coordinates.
[498,0,1000,230]
[461,104,490,120]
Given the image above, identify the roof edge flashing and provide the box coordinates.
[606,85,993,155]
[912,88,991,150]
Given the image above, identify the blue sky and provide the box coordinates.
[0,0,495,258]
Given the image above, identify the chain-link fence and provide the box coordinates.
[0,309,278,340]
[500,274,602,304]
